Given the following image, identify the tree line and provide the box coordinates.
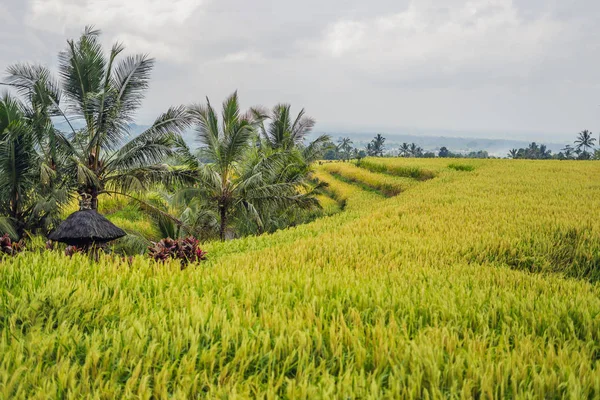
[508,130,598,160]
[321,131,599,161]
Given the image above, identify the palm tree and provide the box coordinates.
[399,143,410,157]
[508,149,518,159]
[0,94,68,238]
[575,130,596,158]
[5,27,192,210]
[539,144,551,159]
[526,142,539,159]
[561,145,574,159]
[368,134,385,157]
[337,137,353,161]
[187,92,318,241]
[254,103,330,162]
[256,104,314,149]
[409,143,423,157]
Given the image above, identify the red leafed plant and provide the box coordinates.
[65,245,81,257]
[0,234,25,256]
[148,236,207,268]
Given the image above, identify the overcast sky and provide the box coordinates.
[1,0,599,142]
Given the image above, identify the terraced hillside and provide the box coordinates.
[2,159,600,398]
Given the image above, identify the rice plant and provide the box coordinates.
[1,158,600,398]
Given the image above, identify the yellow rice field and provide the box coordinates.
[1,158,600,398]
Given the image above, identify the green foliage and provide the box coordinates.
[5,26,193,212]
[448,163,475,172]
[358,158,435,180]
[179,92,320,241]
[0,94,69,239]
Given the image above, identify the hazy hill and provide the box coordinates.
[54,120,568,157]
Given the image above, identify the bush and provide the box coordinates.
[148,237,207,268]
[448,163,475,172]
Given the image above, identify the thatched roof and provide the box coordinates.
[49,210,126,246]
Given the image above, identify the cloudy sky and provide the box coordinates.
[1,0,599,141]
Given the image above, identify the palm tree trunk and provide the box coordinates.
[219,206,227,241]
[91,189,99,210]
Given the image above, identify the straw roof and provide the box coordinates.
[49,209,126,246]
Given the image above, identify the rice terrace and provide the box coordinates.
[2,12,600,400]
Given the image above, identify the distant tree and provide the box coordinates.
[561,145,575,159]
[575,130,596,159]
[539,144,552,159]
[323,148,338,160]
[526,142,540,159]
[508,149,518,159]
[467,150,489,159]
[409,143,420,157]
[367,134,385,157]
[399,143,410,157]
[438,146,450,158]
[337,137,353,161]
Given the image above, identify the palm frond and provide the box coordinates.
[0,217,17,239]
[105,105,193,170]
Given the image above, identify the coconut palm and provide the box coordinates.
[508,149,518,159]
[5,27,192,210]
[409,143,422,157]
[337,137,353,161]
[254,104,330,162]
[256,104,314,149]
[575,130,596,158]
[399,143,410,157]
[539,144,551,159]
[0,93,69,238]
[186,92,318,241]
[367,134,385,157]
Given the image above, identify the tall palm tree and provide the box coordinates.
[526,142,539,159]
[254,103,330,162]
[368,134,385,157]
[256,104,314,149]
[508,149,518,159]
[187,92,318,241]
[5,27,192,210]
[575,130,596,158]
[337,137,353,161]
[409,143,421,157]
[400,143,410,157]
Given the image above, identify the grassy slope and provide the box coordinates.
[1,159,600,398]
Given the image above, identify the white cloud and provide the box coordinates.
[5,0,598,138]
[26,0,205,62]
[220,51,266,64]
[320,0,566,82]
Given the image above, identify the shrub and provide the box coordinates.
[448,163,475,172]
[65,245,81,257]
[148,236,207,268]
[0,234,25,256]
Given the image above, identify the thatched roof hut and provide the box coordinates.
[49,195,126,247]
